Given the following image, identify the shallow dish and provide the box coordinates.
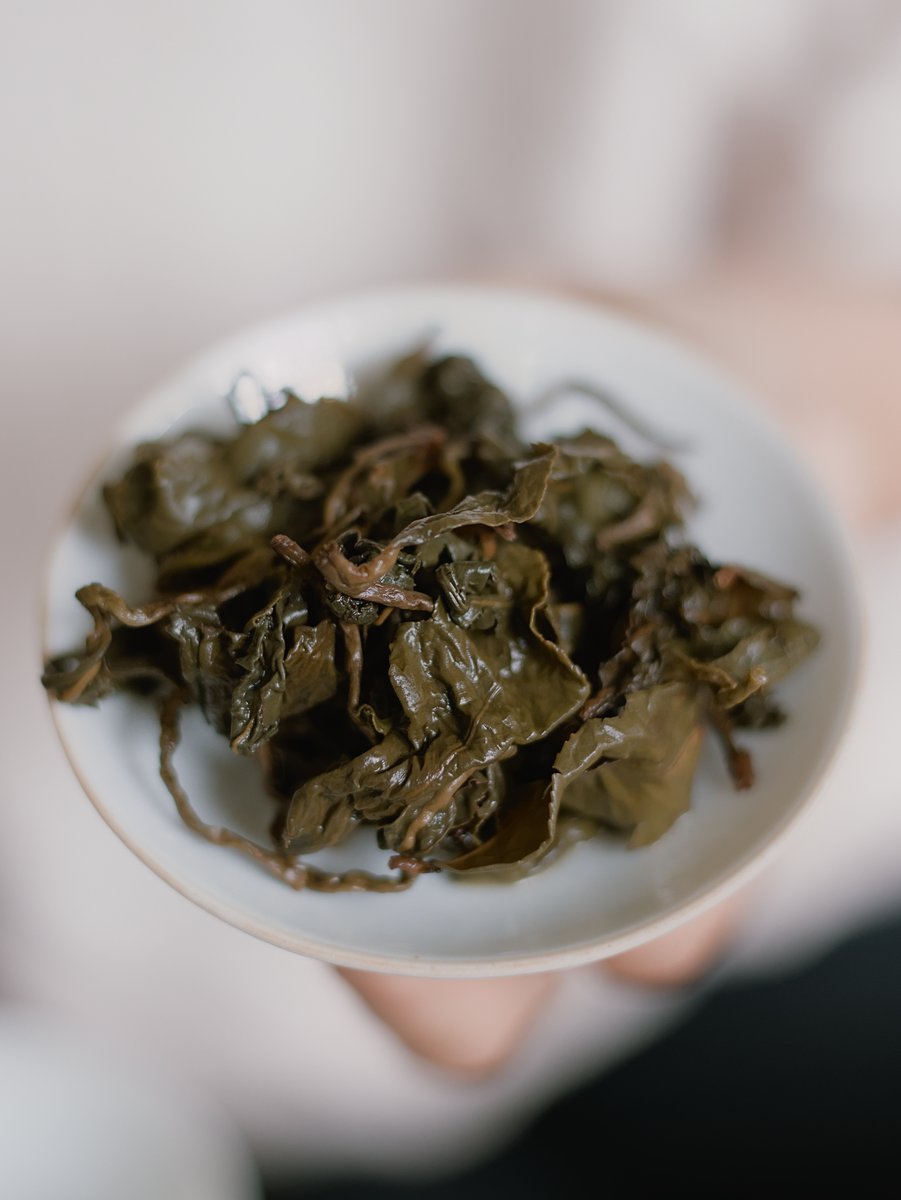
[44,285,860,976]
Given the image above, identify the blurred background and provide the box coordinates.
[2,1,900,1195]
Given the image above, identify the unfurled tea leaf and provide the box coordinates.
[44,353,818,892]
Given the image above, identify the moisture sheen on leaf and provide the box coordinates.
[440,684,702,872]
[534,431,689,568]
[44,350,820,892]
[555,684,705,848]
[284,543,590,857]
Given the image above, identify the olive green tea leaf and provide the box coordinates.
[44,350,819,892]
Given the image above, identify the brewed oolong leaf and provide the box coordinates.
[42,583,215,708]
[390,544,588,748]
[683,618,820,710]
[104,434,274,564]
[282,729,413,850]
[441,684,702,871]
[382,545,589,855]
[435,560,510,631]
[321,426,462,538]
[534,431,689,569]
[284,545,590,856]
[374,353,524,461]
[310,444,557,599]
[418,355,520,447]
[165,605,238,735]
[370,729,514,855]
[44,344,820,893]
[224,394,364,483]
[105,397,363,577]
[451,761,507,837]
[555,684,704,848]
[281,621,339,716]
[228,583,335,754]
[281,782,362,855]
[436,778,555,875]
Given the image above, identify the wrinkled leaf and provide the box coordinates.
[556,684,704,847]
[45,348,819,893]
[535,431,689,569]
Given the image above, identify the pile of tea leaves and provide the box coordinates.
[43,353,819,892]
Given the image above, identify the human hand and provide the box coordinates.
[339,262,897,1077]
[339,896,741,1074]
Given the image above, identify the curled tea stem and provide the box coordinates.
[159,691,414,893]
